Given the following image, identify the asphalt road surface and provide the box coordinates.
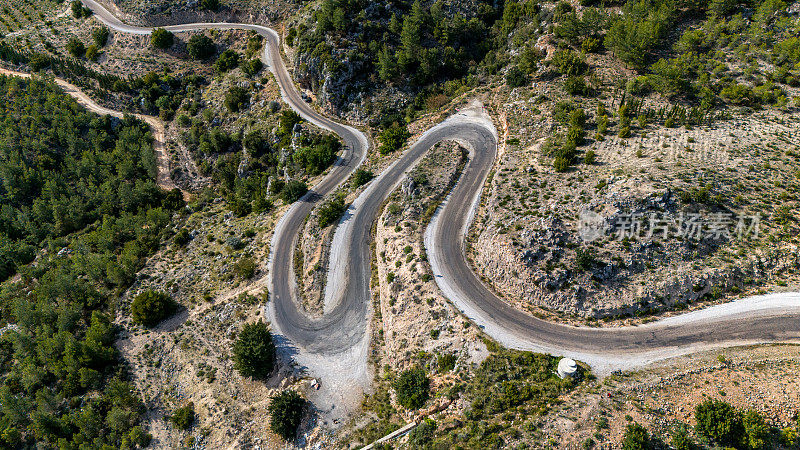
[81,0,800,378]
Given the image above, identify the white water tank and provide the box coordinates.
[557,357,578,379]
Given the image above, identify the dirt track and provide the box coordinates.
[0,67,186,198]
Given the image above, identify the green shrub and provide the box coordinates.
[92,27,109,47]
[174,228,191,247]
[774,37,800,67]
[622,423,652,450]
[553,155,571,172]
[743,410,770,450]
[584,149,596,164]
[269,391,306,440]
[201,0,220,11]
[131,290,178,327]
[670,423,696,450]
[281,180,308,203]
[241,58,263,76]
[694,399,743,447]
[224,86,249,112]
[66,38,85,58]
[720,82,753,105]
[214,49,240,73]
[550,50,586,76]
[293,135,341,175]
[318,195,347,228]
[437,353,457,372]
[379,122,410,155]
[233,321,276,378]
[564,75,588,96]
[506,65,528,87]
[187,34,216,60]
[170,403,195,430]
[627,75,653,96]
[709,0,737,17]
[393,367,430,409]
[408,418,436,446]
[597,114,609,135]
[581,37,601,53]
[552,100,576,124]
[233,256,256,279]
[243,130,268,155]
[569,108,587,129]
[351,168,374,188]
[127,426,152,447]
[71,0,91,18]
[85,45,99,61]
[575,248,596,271]
[151,28,174,49]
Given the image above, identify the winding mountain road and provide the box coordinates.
[79,0,800,421]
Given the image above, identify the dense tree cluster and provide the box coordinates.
[179,108,333,216]
[131,71,205,120]
[290,0,799,119]
[605,0,675,71]
[293,0,501,115]
[0,39,206,121]
[0,76,176,281]
[0,76,180,448]
[557,0,795,111]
